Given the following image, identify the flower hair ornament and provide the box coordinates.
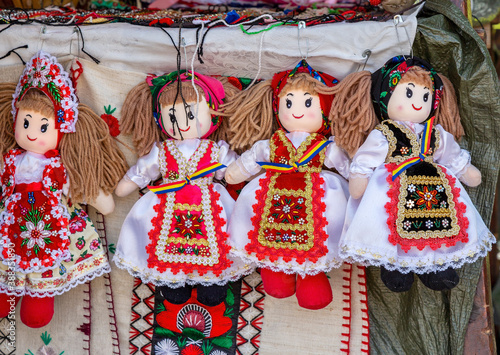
[371,56,443,122]
[147,70,225,139]
[12,50,78,133]
[271,59,338,136]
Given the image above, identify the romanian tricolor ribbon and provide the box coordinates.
[391,117,435,180]
[257,140,332,172]
[147,162,226,194]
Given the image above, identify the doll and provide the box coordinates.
[326,56,495,292]
[0,51,128,327]
[223,60,350,310]
[113,70,253,307]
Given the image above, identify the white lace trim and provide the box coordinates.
[113,251,254,288]
[339,231,496,274]
[229,248,343,277]
[0,263,111,297]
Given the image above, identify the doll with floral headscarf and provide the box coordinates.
[326,56,495,292]
[223,61,350,310]
[0,51,128,327]
[113,71,253,307]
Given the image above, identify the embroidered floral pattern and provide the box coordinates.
[146,140,232,277]
[246,131,328,264]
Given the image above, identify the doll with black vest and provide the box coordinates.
[325,56,495,292]
[113,71,253,307]
[223,61,350,310]
[0,51,128,327]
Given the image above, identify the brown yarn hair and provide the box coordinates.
[0,86,128,203]
[222,73,325,153]
[322,67,464,157]
[121,77,235,157]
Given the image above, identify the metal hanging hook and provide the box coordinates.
[393,15,413,58]
[297,21,309,60]
[361,49,372,71]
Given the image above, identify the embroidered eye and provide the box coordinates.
[305,98,312,108]
[169,108,177,123]
[286,99,292,109]
[406,87,413,98]
[40,123,49,133]
[423,92,429,102]
[23,118,29,129]
[187,110,195,121]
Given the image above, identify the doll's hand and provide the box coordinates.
[459,165,482,187]
[349,176,369,199]
[89,189,115,215]
[115,178,139,197]
[225,162,248,185]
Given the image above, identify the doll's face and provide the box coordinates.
[387,81,432,123]
[162,96,212,139]
[278,89,323,133]
[15,108,58,154]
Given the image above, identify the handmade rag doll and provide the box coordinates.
[0,51,128,327]
[327,55,495,292]
[113,71,253,307]
[223,60,350,310]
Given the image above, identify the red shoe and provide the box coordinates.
[296,273,333,310]
[20,296,54,328]
[260,268,296,298]
[0,294,19,318]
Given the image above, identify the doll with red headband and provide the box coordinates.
[0,51,128,327]
[223,61,350,310]
[114,71,253,307]
[327,56,495,292]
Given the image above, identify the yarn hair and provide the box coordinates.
[322,67,464,157]
[121,77,235,157]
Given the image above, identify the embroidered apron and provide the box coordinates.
[146,140,232,276]
[246,130,329,265]
[379,121,468,252]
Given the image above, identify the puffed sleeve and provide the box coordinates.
[234,139,270,180]
[433,124,471,178]
[125,144,161,189]
[324,136,350,179]
[350,129,389,178]
[215,140,240,180]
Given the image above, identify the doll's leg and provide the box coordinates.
[260,268,296,298]
[20,296,54,328]
[380,267,414,292]
[417,268,459,291]
[0,294,19,318]
[159,285,193,304]
[295,273,333,310]
[197,284,228,307]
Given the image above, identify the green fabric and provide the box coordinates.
[367,0,500,354]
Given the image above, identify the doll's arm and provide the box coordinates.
[225,140,270,184]
[433,125,481,187]
[324,136,350,179]
[88,189,115,215]
[114,144,161,197]
[215,140,239,180]
[349,129,388,199]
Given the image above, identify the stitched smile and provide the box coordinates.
[27,135,37,141]
[412,104,422,111]
[292,114,304,119]
[179,127,191,132]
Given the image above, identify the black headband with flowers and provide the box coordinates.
[371,56,443,122]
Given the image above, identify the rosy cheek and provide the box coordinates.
[15,132,19,140]
[37,140,47,148]
[168,128,174,135]
[398,105,404,111]
[307,112,318,120]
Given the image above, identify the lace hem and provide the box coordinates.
[230,248,343,277]
[0,263,111,297]
[339,231,496,274]
[113,251,254,288]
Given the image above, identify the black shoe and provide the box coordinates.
[197,284,228,307]
[417,268,459,291]
[160,285,193,304]
[380,267,414,292]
